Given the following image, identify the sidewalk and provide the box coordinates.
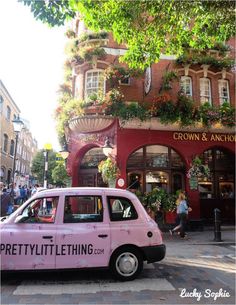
[162,226,235,245]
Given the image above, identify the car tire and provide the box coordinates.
[110,247,143,281]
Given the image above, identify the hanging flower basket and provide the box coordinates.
[187,156,210,179]
[98,158,120,187]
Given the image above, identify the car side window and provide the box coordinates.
[108,196,138,221]
[63,195,103,223]
[18,197,59,223]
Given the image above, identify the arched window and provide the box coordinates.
[127,145,185,193]
[10,140,15,156]
[218,79,230,104]
[79,147,107,187]
[85,69,105,101]
[3,134,8,153]
[200,78,211,104]
[180,76,192,96]
[199,148,235,199]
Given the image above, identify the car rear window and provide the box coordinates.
[63,195,103,223]
[107,196,138,221]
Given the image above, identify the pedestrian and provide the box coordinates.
[169,192,191,239]
[0,182,13,216]
[31,184,39,196]
[13,184,21,205]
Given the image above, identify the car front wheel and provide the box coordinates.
[110,247,143,281]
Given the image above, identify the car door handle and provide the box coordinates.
[98,234,108,238]
[42,236,53,239]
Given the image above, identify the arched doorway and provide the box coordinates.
[78,147,106,187]
[127,145,185,193]
[199,147,235,223]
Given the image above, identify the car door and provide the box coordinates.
[1,196,59,271]
[56,192,110,269]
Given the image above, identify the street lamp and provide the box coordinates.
[59,143,70,160]
[102,137,113,157]
[11,115,24,202]
[43,143,52,188]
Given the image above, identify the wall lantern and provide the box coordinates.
[102,137,113,157]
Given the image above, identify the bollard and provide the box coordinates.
[213,208,222,242]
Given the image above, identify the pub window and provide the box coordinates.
[146,145,169,168]
[80,147,105,169]
[84,69,105,101]
[218,79,230,104]
[200,78,212,104]
[180,76,192,96]
[127,148,144,168]
[199,148,234,199]
[127,145,185,193]
[146,171,169,193]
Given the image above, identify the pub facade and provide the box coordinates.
[58,19,235,224]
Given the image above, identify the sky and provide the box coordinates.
[0,0,67,151]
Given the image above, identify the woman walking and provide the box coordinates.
[169,192,190,238]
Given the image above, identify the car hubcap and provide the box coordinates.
[116,252,138,276]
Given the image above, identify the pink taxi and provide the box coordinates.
[0,187,165,281]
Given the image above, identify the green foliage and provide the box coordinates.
[78,31,108,43]
[78,47,106,61]
[98,158,119,184]
[138,187,177,213]
[176,94,195,127]
[31,150,57,185]
[219,102,236,128]
[157,101,178,125]
[19,0,75,27]
[55,97,84,145]
[176,54,234,70]
[20,0,235,69]
[52,162,70,187]
[160,71,179,92]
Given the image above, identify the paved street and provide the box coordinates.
[1,227,235,305]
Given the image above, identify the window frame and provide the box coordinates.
[107,196,138,222]
[63,195,103,223]
[218,79,230,105]
[10,139,15,156]
[17,196,59,224]
[3,134,8,153]
[84,69,105,100]
[200,78,212,104]
[180,76,192,97]
[6,105,11,121]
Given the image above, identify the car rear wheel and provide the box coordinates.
[110,247,143,281]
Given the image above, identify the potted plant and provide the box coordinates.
[139,188,176,221]
[98,158,120,187]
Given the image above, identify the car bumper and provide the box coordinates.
[141,244,166,263]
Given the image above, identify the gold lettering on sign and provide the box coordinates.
[173,132,235,142]
[201,133,208,141]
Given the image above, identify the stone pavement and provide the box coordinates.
[162,225,235,246]
[1,226,235,305]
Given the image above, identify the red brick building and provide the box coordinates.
[61,20,235,224]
